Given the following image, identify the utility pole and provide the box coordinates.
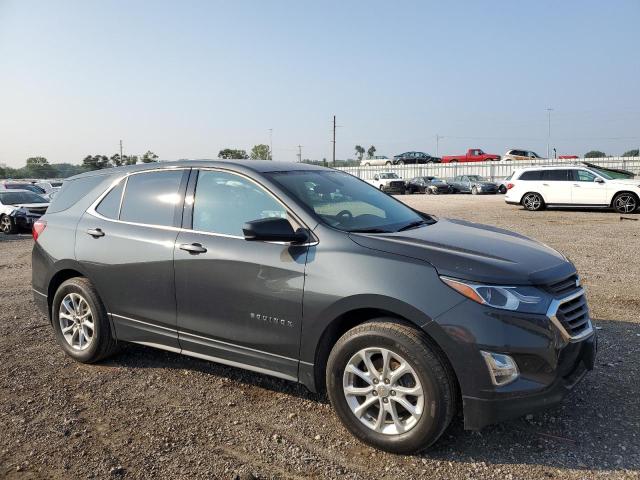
[435,134,443,157]
[297,145,303,163]
[119,139,123,160]
[546,108,553,160]
[332,115,336,167]
[268,129,273,160]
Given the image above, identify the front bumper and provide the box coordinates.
[424,291,597,430]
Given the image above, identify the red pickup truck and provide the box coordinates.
[441,149,500,163]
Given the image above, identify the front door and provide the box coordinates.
[571,169,608,205]
[174,169,308,380]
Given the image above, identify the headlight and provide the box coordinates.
[441,276,550,314]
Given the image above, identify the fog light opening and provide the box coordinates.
[481,351,519,386]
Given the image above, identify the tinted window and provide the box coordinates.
[120,170,184,226]
[192,170,287,236]
[542,170,569,181]
[576,170,597,182]
[47,175,106,213]
[0,191,48,205]
[519,170,542,181]
[95,179,125,219]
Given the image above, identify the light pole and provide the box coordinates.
[546,108,553,160]
[268,128,273,160]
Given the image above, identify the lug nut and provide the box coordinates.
[390,391,396,396]
[384,378,390,384]
[372,391,378,396]
[382,398,388,403]
[373,379,379,384]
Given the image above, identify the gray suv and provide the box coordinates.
[32,160,596,453]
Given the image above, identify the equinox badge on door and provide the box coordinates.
[251,312,294,328]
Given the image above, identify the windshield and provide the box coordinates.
[0,191,48,205]
[267,170,430,233]
[379,173,399,179]
[467,175,487,181]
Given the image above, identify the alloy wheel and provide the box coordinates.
[523,193,542,211]
[614,194,637,214]
[343,347,425,435]
[59,293,95,351]
[0,216,11,233]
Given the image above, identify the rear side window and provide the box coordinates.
[542,170,569,181]
[47,175,106,214]
[519,170,542,180]
[120,170,185,227]
[95,179,125,219]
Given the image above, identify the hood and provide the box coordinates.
[13,203,49,208]
[608,178,639,186]
[349,218,574,285]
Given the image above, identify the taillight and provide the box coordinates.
[506,183,515,190]
[32,219,47,241]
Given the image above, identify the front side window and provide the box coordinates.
[268,170,427,233]
[96,179,124,219]
[379,173,399,179]
[192,170,288,236]
[575,170,597,182]
[119,170,184,226]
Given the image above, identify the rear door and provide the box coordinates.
[541,169,572,203]
[571,169,607,205]
[173,169,308,380]
[76,168,189,350]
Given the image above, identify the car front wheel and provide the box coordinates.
[522,192,545,211]
[612,192,638,214]
[0,215,18,234]
[326,320,456,454]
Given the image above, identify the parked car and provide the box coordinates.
[0,189,49,234]
[441,149,500,164]
[502,150,545,162]
[35,181,64,194]
[32,160,595,454]
[405,176,452,194]
[361,156,392,166]
[392,152,441,165]
[504,165,640,213]
[1,182,47,195]
[368,172,405,193]
[497,174,513,194]
[558,155,579,159]
[448,175,499,194]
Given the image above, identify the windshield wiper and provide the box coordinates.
[397,220,429,232]
[348,228,391,234]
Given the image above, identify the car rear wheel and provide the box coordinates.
[612,192,638,214]
[522,192,545,211]
[471,186,478,195]
[397,160,405,165]
[364,162,370,166]
[385,161,392,166]
[52,277,118,363]
[449,160,458,163]
[0,215,18,234]
[326,320,456,454]
[498,185,507,194]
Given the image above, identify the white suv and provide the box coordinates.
[504,166,639,213]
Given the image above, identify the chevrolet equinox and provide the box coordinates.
[32,161,597,453]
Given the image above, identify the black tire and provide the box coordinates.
[612,192,638,214]
[397,160,405,165]
[326,320,456,454]
[449,160,458,164]
[521,192,545,211]
[425,188,432,195]
[498,185,507,194]
[0,214,18,234]
[364,162,370,166]
[471,186,478,195]
[385,161,392,166]
[51,277,118,363]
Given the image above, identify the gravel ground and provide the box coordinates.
[1,194,639,479]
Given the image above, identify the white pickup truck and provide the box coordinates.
[368,172,405,194]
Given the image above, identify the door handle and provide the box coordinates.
[542,183,549,186]
[573,184,580,187]
[179,243,207,254]
[86,228,105,238]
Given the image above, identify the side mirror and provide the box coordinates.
[595,177,605,183]
[243,217,309,244]
[374,175,379,181]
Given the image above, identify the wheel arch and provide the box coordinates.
[307,306,460,403]
[610,190,639,208]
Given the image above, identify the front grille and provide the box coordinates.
[27,207,47,215]
[556,294,591,337]
[545,274,579,296]
[389,181,404,188]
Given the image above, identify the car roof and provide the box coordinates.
[68,160,328,181]
[0,188,34,194]
[514,165,583,172]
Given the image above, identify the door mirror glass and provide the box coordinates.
[243,217,308,243]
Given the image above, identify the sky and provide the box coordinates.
[0,0,639,167]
